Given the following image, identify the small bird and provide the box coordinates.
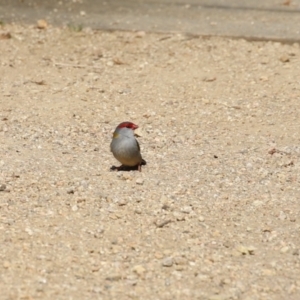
[110,121,146,171]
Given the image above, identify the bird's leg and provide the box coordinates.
[138,164,141,172]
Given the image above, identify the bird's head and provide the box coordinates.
[113,121,139,138]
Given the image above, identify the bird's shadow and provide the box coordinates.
[110,160,147,172]
[110,165,140,172]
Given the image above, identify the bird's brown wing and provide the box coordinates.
[136,139,146,165]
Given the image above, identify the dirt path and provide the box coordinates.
[1,24,300,299]
[1,0,300,42]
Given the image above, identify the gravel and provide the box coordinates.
[1,23,300,299]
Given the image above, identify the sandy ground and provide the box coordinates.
[1,23,300,299]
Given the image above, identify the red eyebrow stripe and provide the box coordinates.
[117,122,138,129]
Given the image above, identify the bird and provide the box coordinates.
[110,121,146,171]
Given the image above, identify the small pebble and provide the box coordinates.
[117,199,127,206]
[173,212,185,221]
[0,32,11,39]
[181,206,192,214]
[105,274,122,281]
[135,31,146,38]
[278,211,287,220]
[198,216,205,222]
[122,173,133,181]
[66,187,75,194]
[71,205,78,212]
[237,245,255,255]
[162,257,173,267]
[155,219,172,228]
[132,265,146,276]
[279,54,290,62]
[136,178,144,185]
[280,246,289,253]
[37,19,48,29]
[25,228,33,235]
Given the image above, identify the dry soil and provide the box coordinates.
[1,23,300,300]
